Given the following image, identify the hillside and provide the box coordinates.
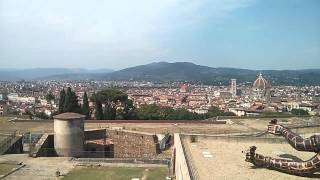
[1,62,320,85]
[0,68,113,80]
[103,62,320,85]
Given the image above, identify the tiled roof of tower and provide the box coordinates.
[53,112,85,120]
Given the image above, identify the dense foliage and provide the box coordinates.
[91,89,134,120]
[63,87,81,113]
[45,92,55,118]
[133,104,235,120]
[45,92,55,103]
[58,87,81,114]
[82,92,90,119]
[291,109,309,116]
[57,87,236,120]
[58,89,66,114]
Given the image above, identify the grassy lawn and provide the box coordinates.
[62,166,167,180]
[0,164,18,175]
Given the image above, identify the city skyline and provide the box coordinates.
[0,0,319,70]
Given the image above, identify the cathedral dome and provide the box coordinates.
[253,73,268,90]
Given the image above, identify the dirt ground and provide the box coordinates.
[184,137,320,180]
[0,116,318,135]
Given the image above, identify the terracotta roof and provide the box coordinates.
[86,139,113,145]
[53,112,85,120]
[253,73,268,89]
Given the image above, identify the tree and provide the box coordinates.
[95,99,104,120]
[58,89,66,113]
[45,92,55,119]
[206,107,235,117]
[291,109,309,116]
[133,104,234,120]
[24,109,33,120]
[82,92,90,119]
[119,99,135,119]
[63,87,72,112]
[135,104,161,120]
[63,87,81,113]
[45,92,55,104]
[103,103,116,120]
[92,89,132,120]
[35,112,49,119]
[167,108,196,120]
[158,106,174,119]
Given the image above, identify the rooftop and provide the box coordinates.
[53,112,85,120]
[183,136,318,180]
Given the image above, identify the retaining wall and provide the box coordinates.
[174,133,191,180]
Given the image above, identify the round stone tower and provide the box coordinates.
[53,112,85,157]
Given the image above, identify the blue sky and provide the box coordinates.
[0,0,319,70]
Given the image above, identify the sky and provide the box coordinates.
[0,0,319,70]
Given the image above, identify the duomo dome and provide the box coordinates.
[253,73,268,90]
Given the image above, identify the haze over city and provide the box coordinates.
[1,0,319,70]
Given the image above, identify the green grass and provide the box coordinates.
[62,166,167,180]
[0,164,18,175]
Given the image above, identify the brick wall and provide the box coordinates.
[83,129,160,159]
[107,130,159,158]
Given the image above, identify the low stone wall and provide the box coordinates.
[174,133,191,180]
[194,135,286,144]
[72,158,169,165]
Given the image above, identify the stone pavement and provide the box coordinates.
[1,154,74,180]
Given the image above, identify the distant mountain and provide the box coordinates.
[0,68,114,80]
[1,62,320,85]
[103,62,320,85]
[103,62,255,82]
[38,73,106,81]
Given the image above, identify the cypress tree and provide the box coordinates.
[64,87,72,112]
[103,103,116,120]
[64,87,80,113]
[95,100,104,120]
[82,92,90,119]
[70,91,80,112]
[58,89,66,113]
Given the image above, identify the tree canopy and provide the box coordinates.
[45,92,55,103]
[291,109,309,116]
[133,104,235,120]
[82,92,90,119]
[58,87,81,114]
[89,89,235,120]
[92,88,134,120]
[58,89,65,114]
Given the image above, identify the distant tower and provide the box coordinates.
[296,87,302,102]
[230,79,237,98]
[180,83,188,93]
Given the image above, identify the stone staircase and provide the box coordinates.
[29,134,49,157]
